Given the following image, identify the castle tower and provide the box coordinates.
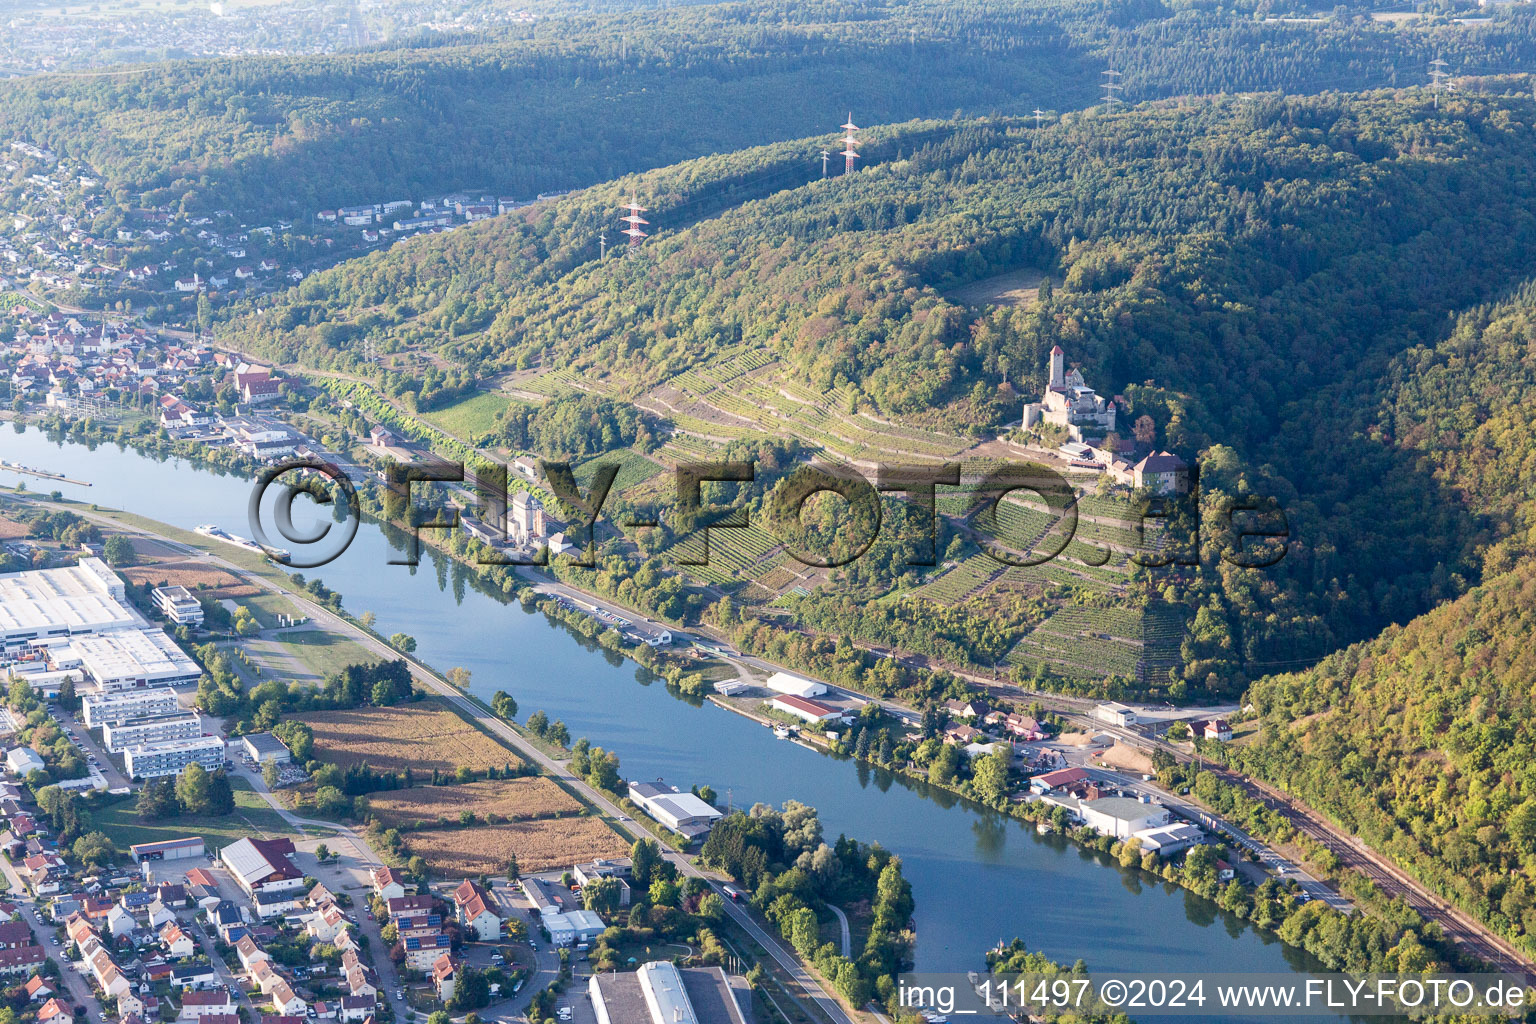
[1049,345,1065,388]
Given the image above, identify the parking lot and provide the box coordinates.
[49,703,130,789]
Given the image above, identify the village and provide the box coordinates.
[0,137,562,312]
[0,543,764,1024]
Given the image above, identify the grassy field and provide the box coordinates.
[402,816,628,876]
[95,776,305,850]
[273,627,376,679]
[421,391,513,439]
[298,701,521,775]
[360,778,581,828]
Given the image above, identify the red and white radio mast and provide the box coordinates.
[840,112,860,174]
[620,196,649,251]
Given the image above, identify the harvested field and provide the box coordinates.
[298,702,518,775]
[403,816,627,876]
[362,778,581,828]
[0,516,29,539]
[119,560,256,596]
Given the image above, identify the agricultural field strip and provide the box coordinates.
[361,777,582,826]
[297,702,520,774]
[401,816,629,876]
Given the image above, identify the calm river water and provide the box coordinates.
[2,423,1343,1022]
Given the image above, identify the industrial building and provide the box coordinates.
[102,711,203,753]
[5,747,43,777]
[589,962,751,1024]
[241,732,291,764]
[82,687,180,728]
[152,586,204,626]
[1079,796,1170,839]
[130,837,206,863]
[763,671,825,698]
[1132,823,1205,857]
[1093,702,1138,728]
[221,837,303,897]
[627,781,722,839]
[0,558,137,651]
[768,694,844,725]
[62,628,200,690]
[123,735,225,779]
[542,909,606,947]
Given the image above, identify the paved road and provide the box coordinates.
[237,770,417,1019]
[1064,757,1346,910]
[104,528,862,1024]
[827,904,851,957]
[0,856,102,1016]
[30,491,1536,990]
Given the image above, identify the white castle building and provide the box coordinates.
[1022,345,1116,441]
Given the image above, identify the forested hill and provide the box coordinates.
[14,0,1536,217]
[1220,276,1536,959]
[223,87,1536,691]
[0,0,1100,216]
[1233,556,1536,960]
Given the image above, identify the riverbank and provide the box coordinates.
[0,422,1452,1021]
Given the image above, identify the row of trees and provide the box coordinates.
[700,801,914,1013]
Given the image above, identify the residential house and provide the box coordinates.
[250,958,282,994]
[453,880,501,941]
[339,996,374,1022]
[305,901,349,943]
[403,933,452,970]
[385,895,434,919]
[147,897,178,929]
[0,921,32,949]
[106,903,136,938]
[0,943,44,976]
[370,866,408,902]
[179,990,235,1019]
[1002,713,1047,741]
[23,975,53,1001]
[432,954,456,1003]
[943,724,985,746]
[37,999,71,1024]
[170,963,220,990]
[270,980,306,1017]
[943,699,990,720]
[236,934,270,971]
[161,921,195,958]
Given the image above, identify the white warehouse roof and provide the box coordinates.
[764,671,826,697]
[68,628,199,686]
[0,558,137,645]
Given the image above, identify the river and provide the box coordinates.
[1,423,1337,1021]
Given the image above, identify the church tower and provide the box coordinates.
[1048,345,1065,388]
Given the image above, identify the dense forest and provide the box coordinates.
[1219,278,1536,960]
[224,87,1536,692]
[1233,557,1536,959]
[13,0,1536,217]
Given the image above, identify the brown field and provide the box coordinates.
[298,702,518,774]
[0,516,29,539]
[403,816,628,876]
[362,778,581,827]
[119,559,257,596]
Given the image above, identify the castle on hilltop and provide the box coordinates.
[1021,345,1116,441]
